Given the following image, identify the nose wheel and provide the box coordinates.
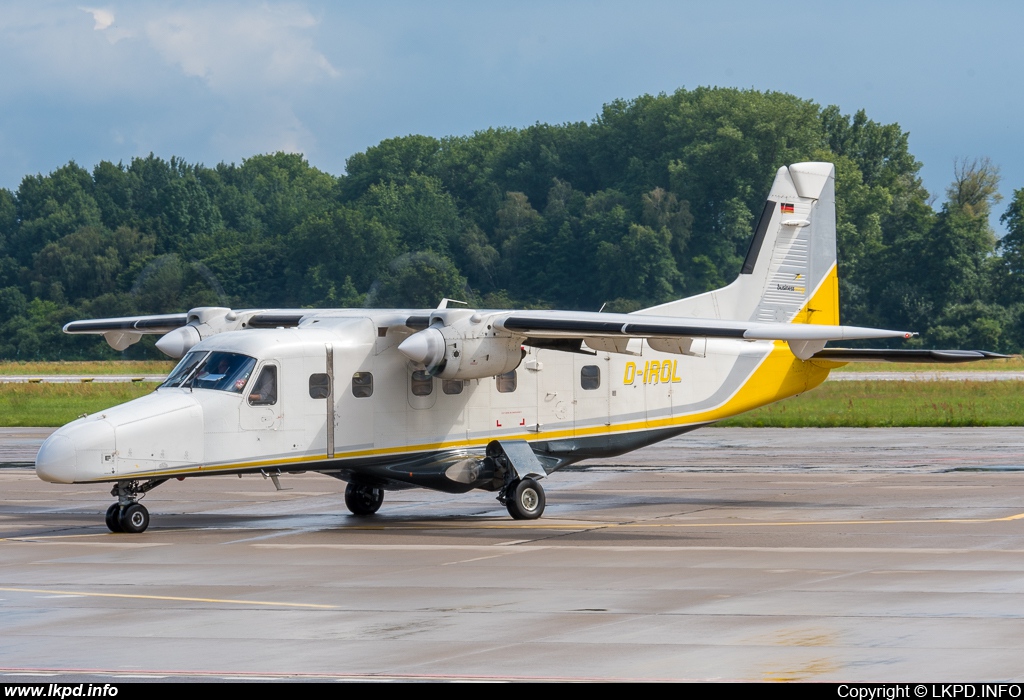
[105,503,123,533]
[104,502,151,533]
[104,479,165,533]
[504,478,545,520]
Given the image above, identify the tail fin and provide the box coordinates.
[639,162,839,325]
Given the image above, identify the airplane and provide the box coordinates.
[34,162,1003,533]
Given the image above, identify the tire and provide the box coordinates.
[118,503,150,534]
[105,503,123,533]
[506,478,545,520]
[345,484,384,516]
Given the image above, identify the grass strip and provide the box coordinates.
[718,380,1024,427]
[0,383,159,427]
[0,361,175,376]
[4,379,1023,429]
[829,355,1023,373]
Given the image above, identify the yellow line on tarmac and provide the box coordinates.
[332,511,1024,530]
[0,587,337,609]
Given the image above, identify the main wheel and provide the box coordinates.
[118,503,150,534]
[105,503,123,533]
[506,478,545,520]
[345,484,384,516]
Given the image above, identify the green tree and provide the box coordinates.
[367,251,469,309]
[997,188,1024,305]
[13,162,102,262]
[287,207,400,305]
[357,173,461,255]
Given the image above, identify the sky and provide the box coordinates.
[2,1,1022,227]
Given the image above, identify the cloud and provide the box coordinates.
[143,4,340,92]
[80,7,114,31]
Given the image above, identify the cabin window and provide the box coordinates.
[248,365,278,406]
[411,370,434,396]
[442,379,464,395]
[496,370,517,393]
[581,365,601,390]
[309,373,330,399]
[351,372,373,398]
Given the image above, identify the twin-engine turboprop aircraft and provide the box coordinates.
[35,162,1001,533]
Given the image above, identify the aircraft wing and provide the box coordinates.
[489,310,914,361]
[63,313,190,351]
[493,310,912,342]
[61,309,310,355]
[63,313,189,335]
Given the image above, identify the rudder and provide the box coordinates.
[639,162,839,325]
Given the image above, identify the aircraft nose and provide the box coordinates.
[35,433,78,483]
[35,419,116,484]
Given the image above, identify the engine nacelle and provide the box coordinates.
[154,307,238,358]
[398,313,523,380]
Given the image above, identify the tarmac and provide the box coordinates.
[2,427,1024,681]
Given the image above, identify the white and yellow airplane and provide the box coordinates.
[35,162,999,533]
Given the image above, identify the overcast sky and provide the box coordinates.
[2,1,1021,226]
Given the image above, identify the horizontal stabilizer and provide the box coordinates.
[812,349,1009,363]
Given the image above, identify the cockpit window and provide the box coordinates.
[161,351,208,388]
[191,352,257,393]
[161,351,257,394]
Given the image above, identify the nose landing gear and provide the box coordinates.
[104,502,151,533]
[105,503,124,533]
[104,479,166,533]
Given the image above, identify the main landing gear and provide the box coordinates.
[500,477,546,520]
[487,440,549,520]
[345,483,384,516]
[104,479,166,533]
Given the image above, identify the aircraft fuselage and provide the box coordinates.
[36,310,829,493]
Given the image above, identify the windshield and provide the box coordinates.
[160,351,257,394]
[161,351,207,388]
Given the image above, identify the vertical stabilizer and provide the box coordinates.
[639,162,838,325]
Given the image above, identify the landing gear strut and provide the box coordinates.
[104,479,166,534]
[345,483,384,516]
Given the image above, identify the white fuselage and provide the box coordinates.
[36,311,827,488]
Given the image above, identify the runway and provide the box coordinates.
[2,428,1024,682]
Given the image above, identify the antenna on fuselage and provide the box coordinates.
[436,298,468,310]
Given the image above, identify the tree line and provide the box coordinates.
[0,86,1021,359]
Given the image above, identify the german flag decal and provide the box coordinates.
[780,203,795,214]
